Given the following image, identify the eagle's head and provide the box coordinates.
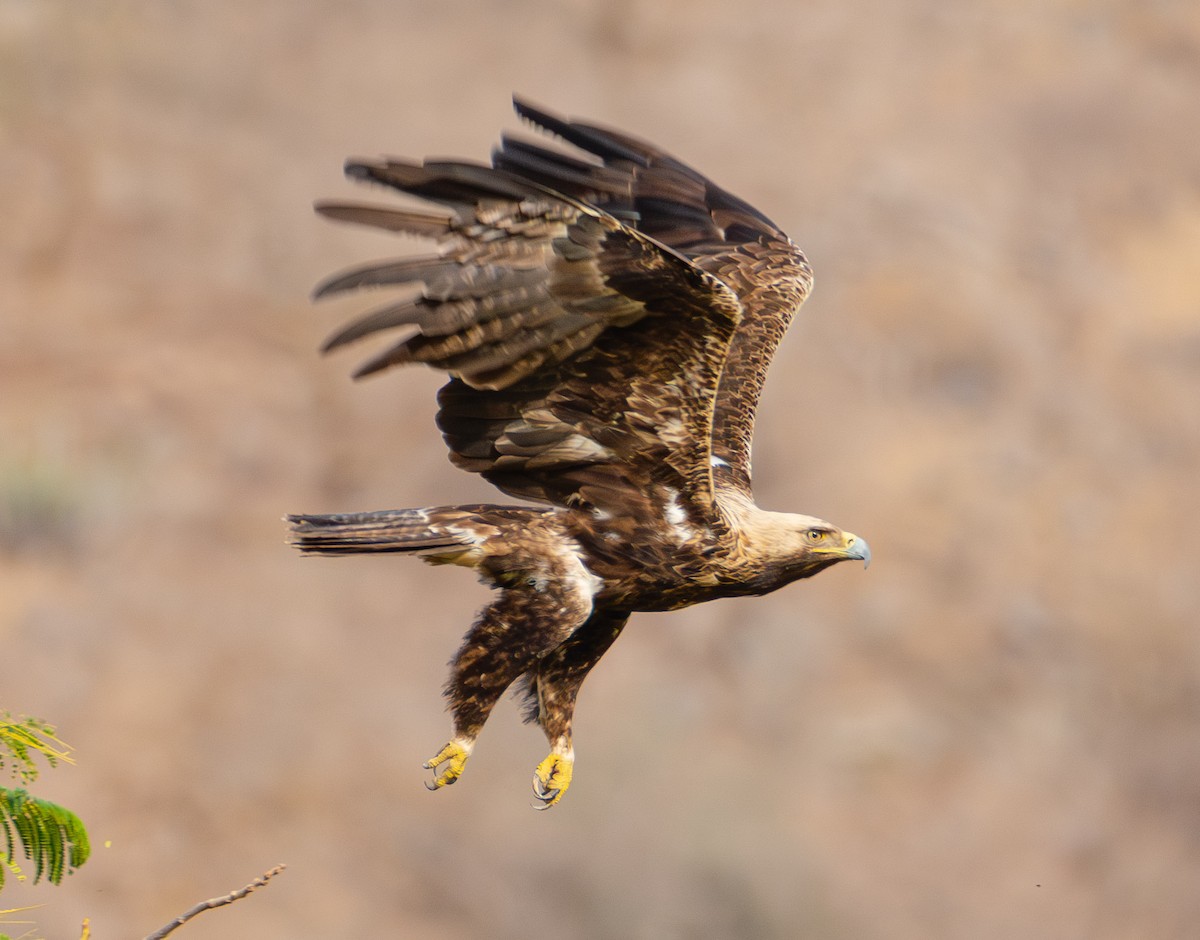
[793,517,871,574]
[748,510,871,586]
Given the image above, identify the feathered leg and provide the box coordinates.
[424,561,598,791]
[522,610,629,808]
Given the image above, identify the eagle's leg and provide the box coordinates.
[426,578,593,792]
[525,610,629,809]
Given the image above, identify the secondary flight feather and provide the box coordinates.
[289,97,870,807]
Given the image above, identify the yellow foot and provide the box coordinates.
[532,751,574,809]
[422,739,471,791]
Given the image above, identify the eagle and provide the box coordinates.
[289,97,870,808]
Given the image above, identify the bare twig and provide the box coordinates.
[143,864,286,940]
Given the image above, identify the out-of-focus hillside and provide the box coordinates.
[2,2,1198,937]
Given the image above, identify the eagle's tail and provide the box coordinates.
[286,505,544,562]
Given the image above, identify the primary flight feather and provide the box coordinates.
[289,97,870,807]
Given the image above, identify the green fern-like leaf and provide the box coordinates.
[0,716,74,785]
[0,788,90,890]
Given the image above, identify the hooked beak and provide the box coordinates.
[842,532,871,569]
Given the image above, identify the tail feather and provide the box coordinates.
[287,508,474,556]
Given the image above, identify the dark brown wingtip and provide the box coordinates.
[344,159,376,181]
[311,268,361,301]
[311,274,342,301]
[511,95,648,166]
[318,328,349,354]
[349,353,397,381]
[511,93,541,123]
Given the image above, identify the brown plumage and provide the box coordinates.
[289,97,870,807]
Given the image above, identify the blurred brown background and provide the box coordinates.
[3,1,1199,937]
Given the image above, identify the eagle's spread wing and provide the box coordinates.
[494,99,815,492]
[316,98,808,516]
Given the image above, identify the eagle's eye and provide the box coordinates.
[807,529,826,541]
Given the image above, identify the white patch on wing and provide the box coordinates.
[663,490,687,525]
[662,488,695,545]
[658,414,687,447]
[710,455,729,468]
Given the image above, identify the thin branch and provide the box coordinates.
[143,864,286,940]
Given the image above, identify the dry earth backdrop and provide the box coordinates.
[2,1,1199,937]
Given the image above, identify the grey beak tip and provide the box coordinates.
[851,536,872,569]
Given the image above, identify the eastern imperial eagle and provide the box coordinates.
[289,97,870,808]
